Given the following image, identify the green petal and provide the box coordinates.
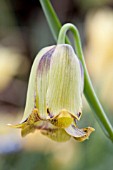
[47,44,82,118]
[21,46,55,122]
[49,109,73,128]
[65,124,95,142]
[8,108,44,137]
[37,47,56,119]
[21,120,46,137]
[21,125,36,137]
[8,122,36,137]
[41,128,71,142]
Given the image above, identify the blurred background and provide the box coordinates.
[0,0,113,170]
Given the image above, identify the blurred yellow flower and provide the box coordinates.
[0,46,29,91]
[85,8,113,108]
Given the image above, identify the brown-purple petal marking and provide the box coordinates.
[37,47,56,75]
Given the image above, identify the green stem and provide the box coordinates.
[39,0,61,42]
[39,1,113,141]
[39,0,69,43]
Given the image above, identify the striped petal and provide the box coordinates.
[37,47,56,119]
[47,44,83,119]
[21,46,55,122]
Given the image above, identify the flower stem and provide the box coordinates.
[39,0,69,43]
[39,1,113,142]
[39,0,61,42]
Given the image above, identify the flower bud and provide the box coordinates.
[9,44,94,142]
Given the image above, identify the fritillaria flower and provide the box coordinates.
[10,44,94,142]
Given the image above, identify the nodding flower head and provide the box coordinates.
[9,44,94,142]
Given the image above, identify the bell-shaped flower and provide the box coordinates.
[9,44,94,142]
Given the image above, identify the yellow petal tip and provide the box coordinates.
[7,123,25,128]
